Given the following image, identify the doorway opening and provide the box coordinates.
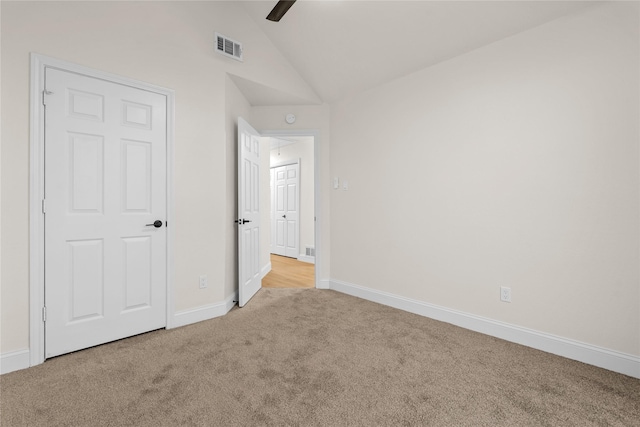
[262,135,315,289]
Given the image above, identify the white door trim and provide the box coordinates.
[29,53,175,367]
[260,130,321,288]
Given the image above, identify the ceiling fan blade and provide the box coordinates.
[266,0,296,22]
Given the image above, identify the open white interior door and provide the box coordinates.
[237,118,262,307]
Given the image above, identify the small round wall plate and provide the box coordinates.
[285,113,296,124]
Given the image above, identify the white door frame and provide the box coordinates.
[29,54,175,367]
[261,130,321,288]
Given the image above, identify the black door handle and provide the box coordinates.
[242,219,251,224]
[282,214,286,218]
[146,220,163,228]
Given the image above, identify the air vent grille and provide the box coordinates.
[215,32,243,62]
[305,246,315,257]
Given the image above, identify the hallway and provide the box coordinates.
[262,255,314,288]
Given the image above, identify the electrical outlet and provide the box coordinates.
[199,275,207,289]
[500,286,511,303]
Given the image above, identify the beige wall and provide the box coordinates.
[270,139,316,258]
[330,2,639,356]
[0,1,318,354]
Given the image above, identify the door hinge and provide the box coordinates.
[42,307,46,322]
[42,199,46,214]
[42,90,53,106]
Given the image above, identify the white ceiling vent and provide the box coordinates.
[215,32,243,62]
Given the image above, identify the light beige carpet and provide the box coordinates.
[1,289,638,426]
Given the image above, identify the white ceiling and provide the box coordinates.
[241,0,595,104]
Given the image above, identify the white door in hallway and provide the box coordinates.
[44,68,167,358]
[237,117,262,307]
[271,163,299,258]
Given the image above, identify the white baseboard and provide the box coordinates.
[329,279,640,379]
[297,254,315,264]
[261,262,272,279]
[1,348,30,375]
[171,292,238,329]
[3,294,240,374]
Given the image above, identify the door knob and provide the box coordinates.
[282,215,286,218]
[146,220,163,228]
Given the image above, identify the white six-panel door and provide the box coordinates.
[44,67,167,358]
[271,163,299,258]
[237,118,261,307]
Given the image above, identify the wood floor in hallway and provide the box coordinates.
[262,254,315,288]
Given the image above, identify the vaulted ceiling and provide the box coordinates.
[240,0,595,104]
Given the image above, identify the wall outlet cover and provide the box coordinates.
[500,286,511,303]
